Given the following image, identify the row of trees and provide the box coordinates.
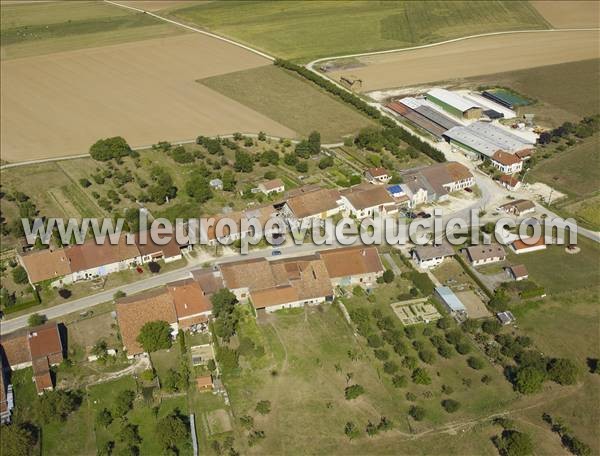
[274,59,447,163]
[537,114,600,145]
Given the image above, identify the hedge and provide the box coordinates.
[275,59,446,163]
[454,254,493,299]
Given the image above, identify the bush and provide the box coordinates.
[28,313,46,327]
[495,430,534,456]
[344,384,365,400]
[392,375,407,388]
[441,399,460,413]
[547,358,579,385]
[419,350,436,364]
[456,342,471,355]
[12,266,29,284]
[482,319,502,335]
[409,405,426,421]
[382,269,394,283]
[374,349,389,361]
[58,288,72,299]
[148,261,161,273]
[90,136,132,161]
[255,400,271,415]
[383,361,399,374]
[515,366,546,394]
[467,356,485,370]
[412,368,431,385]
[367,334,383,348]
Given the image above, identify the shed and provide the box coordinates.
[196,375,213,391]
[434,286,466,314]
[497,311,516,325]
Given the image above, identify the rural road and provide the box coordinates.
[0,239,348,335]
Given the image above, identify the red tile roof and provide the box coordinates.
[319,246,383,278]
[65,234,140,273]
[27,323,62,360]
[19,249,71,283]
[492,150,522,166]
[512,237,546,251]
[167,278,212,319]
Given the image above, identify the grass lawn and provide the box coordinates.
[0,0,182,59]
[170,1,547,61]
[530,136,600,199]
[200,65,375,143]
[151,347,182,384]
[506,235,600,295]
[219,294,515,454]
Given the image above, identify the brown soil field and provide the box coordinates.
[0,33,295,163]
[328,30,600,92]
[531,1,600,28]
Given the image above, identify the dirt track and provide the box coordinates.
[0,33,295,162]
[328,30,600,92]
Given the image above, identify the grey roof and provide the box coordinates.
[427,88,480,113]
[466,244,506,262]
[413,243,455,261]
[445,122,533,157]
[415,105,461,130]
[497,311,516,324]
[435,286,466,312]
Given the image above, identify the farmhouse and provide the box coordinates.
[412,243,455,269]
[444,122,534,160]
[258,178,285,195]
[220,258,278,301]
[364,167,391,184]
[426,88,482,120]
[281,187,342,226]
[134,231,184,264]
[434,286,467,316]
[511,237,547,254]
[499,174,521,191]
[18,248,71,285]
[116,279,214,357]
[202,205,277,245]
[340,183,398,219]
[506,264,529,281]
[0,323,64,394]
[465,244,506,266]
[250,255,333,313]
[498,199,535,216]
[491,150,523,174]
[402,162,474,206]
[166,278,212,329]
[66,235,141,282]
[319,245,384,287]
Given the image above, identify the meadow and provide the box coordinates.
[170,0,547,61]
[0,0,182,60]
[200,65,375,143]
[328,30,600,92]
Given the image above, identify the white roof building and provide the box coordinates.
[427,88,481,113]
[444,122,534,158]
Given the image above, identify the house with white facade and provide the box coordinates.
[364,167,391,184]
[402,162,474,207]
[340,183,398,220]
[491,150,523,174]
[412,243,455,269]
[258,178,285,195]
[465,244,506,266]
[319,245,384,287]
[281,186,342,227]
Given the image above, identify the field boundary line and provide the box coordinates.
[103,0,275,61]
[307,27,600,67]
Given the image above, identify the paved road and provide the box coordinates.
[0,240,344,335]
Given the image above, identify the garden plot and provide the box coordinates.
[391,298,442,325]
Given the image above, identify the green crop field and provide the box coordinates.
[0,0,182,59]
[200,65,375,142]
[170,0,547,61]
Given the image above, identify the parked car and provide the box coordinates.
[271,250,282,256]
[416,211,431,219]
[464,187,473,193]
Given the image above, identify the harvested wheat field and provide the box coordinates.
[0,33,295,163]
[329,30,600,92]
[531,1,600,28]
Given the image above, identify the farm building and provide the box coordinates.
[402,162,474,206]
[426,88,482,120]
[482,89,530,110]
[0,322,65,395]
[319,245,384,287]
[506,264,529,281]
[258,178,285,195]
[364,167,391,184]
[498,199,535,216]
[465,244,506,266]
[340,183,398,220]
[386,97,460,138]
[511,237,547,254]
[434,286,467,316]
[499,174,521,191]
[491,150,523,174]
[412,243,455,269]
[443,122,534,160]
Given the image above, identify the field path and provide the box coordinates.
[104,0,275,61]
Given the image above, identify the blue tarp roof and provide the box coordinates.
[435,286,466,312]
[387,185,403,194]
